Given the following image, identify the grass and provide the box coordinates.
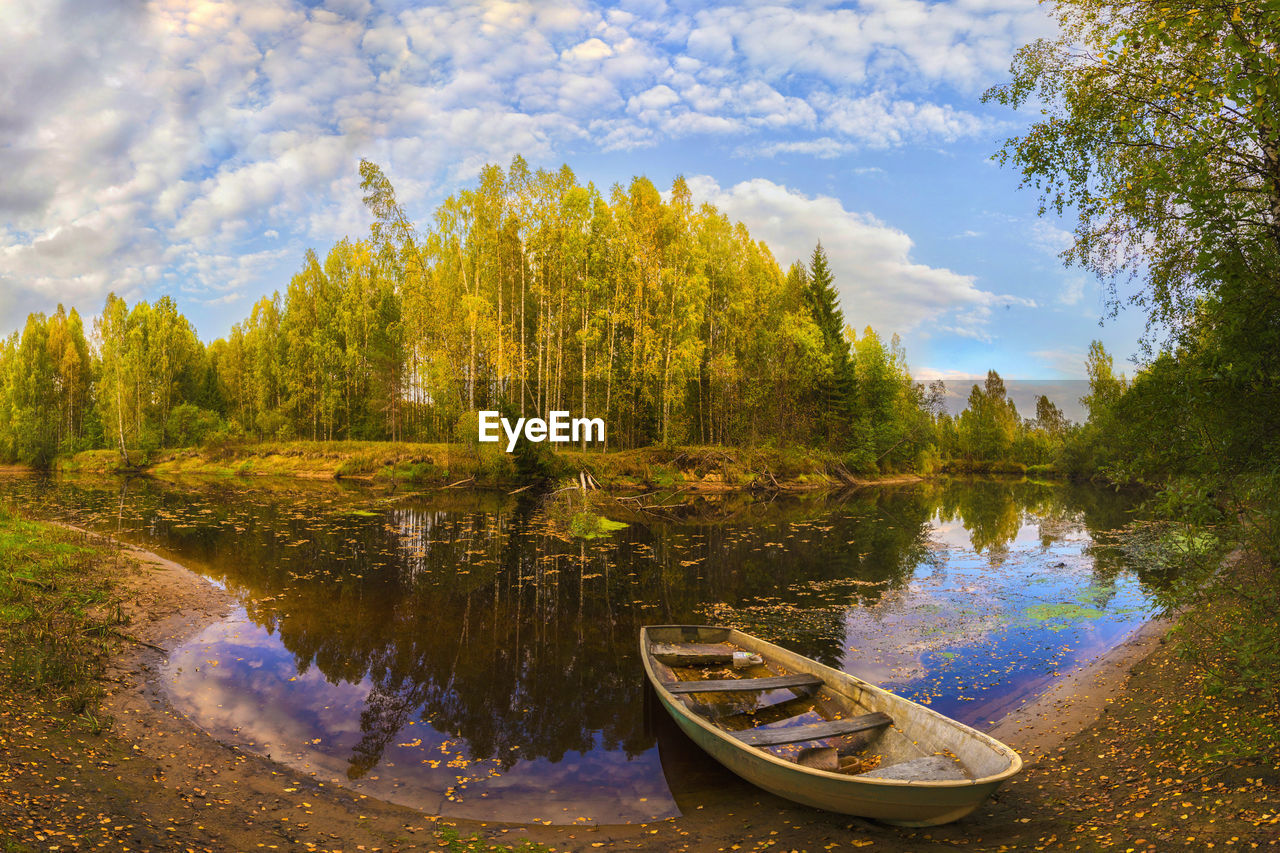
[56,439,921,492]
[62,440,482,481]
[57,449,138,474]
[0,504,124,723]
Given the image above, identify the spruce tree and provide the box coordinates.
[802,242,855,446]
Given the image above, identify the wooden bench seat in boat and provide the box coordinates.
[663,673,822,694]
[732,712,893,747]
[651,642,738,665]
[652,643,764,668]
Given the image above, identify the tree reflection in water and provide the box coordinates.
[0,475,1151,821]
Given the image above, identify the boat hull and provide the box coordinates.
[641,625,1022,826]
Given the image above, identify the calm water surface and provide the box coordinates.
[0,475,1155,824]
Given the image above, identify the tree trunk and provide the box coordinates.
[604,305,616,453]
[115,372,129,465]
[520,241,528,414]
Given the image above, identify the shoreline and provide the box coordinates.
[62,525,483,850]
[47,442,931,494]
[985,617,1172,759]
[54,522,1174,851]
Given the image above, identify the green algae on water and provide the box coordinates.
[1024,602,1106,630]
[569,511,629,540]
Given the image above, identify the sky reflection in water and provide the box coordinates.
[1,476,1154,824]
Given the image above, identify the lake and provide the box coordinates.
[0,475,1155,825]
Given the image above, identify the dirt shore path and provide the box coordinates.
[32,524,1196,852]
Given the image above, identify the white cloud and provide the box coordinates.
[685,176,1029,340]
[627,84,681,114]
[817,92,993,148]
[914,367,987,382]
[1030,220,1073,258]
[685,23,733,62]
[1032,348,1088,377]
[689,0,1053,91]
[1057,275,1087,306]
[0,0,1057,332]
[561,37,613,64]
[743,138,853,159]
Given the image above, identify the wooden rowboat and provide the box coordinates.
[640,625,1022,826]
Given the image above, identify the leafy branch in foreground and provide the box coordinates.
[984,0,1280,333]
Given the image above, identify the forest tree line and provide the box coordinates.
[3,0,1275,496]
[1,158,1103,475]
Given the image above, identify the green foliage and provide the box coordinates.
[836,447,874,477]
[848,328,933,472]
[4,317,57,467]
[258,409,293,441]
[0,307,93,468]
[988,0,1280,482]
[800,243,856,446]
[166,403,225,448]
[90,293,208,462]
[221,161,940,456]
[648,464,683,489]
[914,445,943,477]
[475,445,519,482]
[991,0,1280,730]
[958,372,1018,461]
[1120,482,1279,707]
[928,367,1075,475]
[984,0,1280,331]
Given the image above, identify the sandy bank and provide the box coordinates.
[986,617,1172,760]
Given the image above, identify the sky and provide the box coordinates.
[0,0,1149,382]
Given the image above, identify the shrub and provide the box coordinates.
[1123,472,1280,717]
[166,403,225,448]
[840,447,878,477]
[257,410,292,441]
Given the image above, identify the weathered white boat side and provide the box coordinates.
[640,625,1023,826]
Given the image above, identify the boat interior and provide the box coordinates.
[644,625,994,781]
